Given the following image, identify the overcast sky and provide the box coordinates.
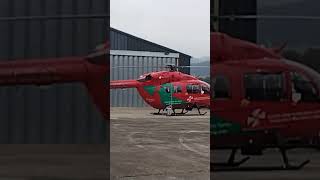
[111,0,210,58]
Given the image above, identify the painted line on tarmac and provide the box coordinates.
[179,130,209,157]
[127,132,145,149]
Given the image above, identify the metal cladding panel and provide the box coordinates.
[218,0,257,43]
[110,50,178,107]
[110,28,191,74]
[0,0,109,144]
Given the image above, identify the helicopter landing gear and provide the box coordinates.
[153,108,189,116]
[195,105,207,115]
[152,109,163,115]
[165,106,174,116]
[153,105,207,116]
[176,108,189,115]
[212,148,310,171]
[156,109,162,114]
[212,149,250,168]
[277,148,310,170]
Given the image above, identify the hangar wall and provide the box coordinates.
[0,0,109,143]
[110,50,179,107]
[110,28,191,74]
[213,0,257,42]
[110,28,191,107]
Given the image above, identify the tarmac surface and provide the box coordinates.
[110,108,320,180]
[211,146,320,179]
[1,107,318,179]
[110,107,210,180]
[0,144,109,180]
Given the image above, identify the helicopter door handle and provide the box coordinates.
[240,99,250,107]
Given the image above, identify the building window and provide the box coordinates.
[244,73,285,101]
[212,75,230,99]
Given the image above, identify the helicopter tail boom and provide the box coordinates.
[0,57,108,119]
[110,80,139,89]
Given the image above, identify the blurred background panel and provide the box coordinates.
[257,0,320,73]
[212,0,257,42]
[212,0,320,179]
[0,0,109,144]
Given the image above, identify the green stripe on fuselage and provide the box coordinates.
[159,83,185,106]
[211,114,241,135]
[144,85,156,96]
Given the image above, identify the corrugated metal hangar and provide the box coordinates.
[211,0,257,42]
[0,0,109,144]
[110,28,191,107]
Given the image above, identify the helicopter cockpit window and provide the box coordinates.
[201,85,210,94]
[285,60,320,96]
[137,74,152,82]
[145,74,152,80]
[291,72,318,102]
[212,75,230,98]
[244,73,285,101]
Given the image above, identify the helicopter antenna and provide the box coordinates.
[165,64,178,72]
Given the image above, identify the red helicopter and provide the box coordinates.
[0,42,109,119]
[211,32,320,171]
[110,65,210,116]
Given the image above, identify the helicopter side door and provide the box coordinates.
[240,71,291,130]
[185,82,210,107]
[231,68,320,143]
[285,70,320,138]
[211,68,290,132]
[186,84,201,104]
[211,72,241,136]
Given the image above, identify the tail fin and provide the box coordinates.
[211,32,281,62]
[86,41,109,65]
[270,42,287,54]
[110,80,139,89]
